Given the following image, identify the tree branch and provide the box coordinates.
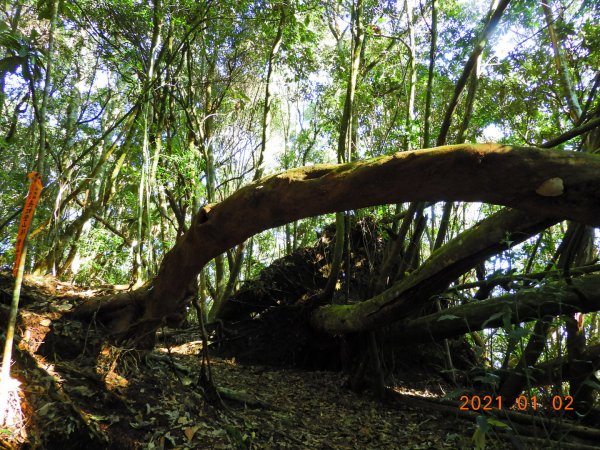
[145,144,600,323]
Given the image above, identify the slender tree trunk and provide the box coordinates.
[133,0,163,285]
[371,201,420,295]
[498,316,554,406]
[403,0,417,152]
[255,7,286,181]
[35,0,59,178]
[437,0,511,145]
[323,0,364,301]
[434,2,489,250]
[0,2,22,116]
[541,6,599,412]
[209,243,245,321]
[541,1,583,122]
[33,117,136,274]
[423,0,437,149]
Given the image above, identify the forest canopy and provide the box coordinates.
[0,0,598,284]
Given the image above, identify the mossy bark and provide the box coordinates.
[311,208,556,333]
[72,144,600,339]
[389,276,600,343]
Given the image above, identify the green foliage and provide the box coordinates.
[472,414,510,450]
[70,227,131,285]
[0,1,597,366]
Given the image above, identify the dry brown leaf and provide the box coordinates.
[183,426,199,442]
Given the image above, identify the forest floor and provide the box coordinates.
[82,342,488,449]
[1,273,597,449]
[0,273,504,449]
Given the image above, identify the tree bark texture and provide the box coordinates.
[495,343,600,391]
[74,144,600,338]
[390,275,600,343]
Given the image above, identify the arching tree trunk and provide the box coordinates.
[71,144,600,342]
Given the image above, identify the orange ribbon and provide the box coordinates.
[12,172,43,277]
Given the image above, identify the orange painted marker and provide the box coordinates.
[12,172,43,277]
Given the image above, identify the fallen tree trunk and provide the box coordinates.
[515,342,600,388]
[466,343,600,417]
[449,263,600,293]
[208,210,549,367]
[310,208,555,333]
[389,275,600,343]
[72,144,600,339]
[393,390,600,445]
